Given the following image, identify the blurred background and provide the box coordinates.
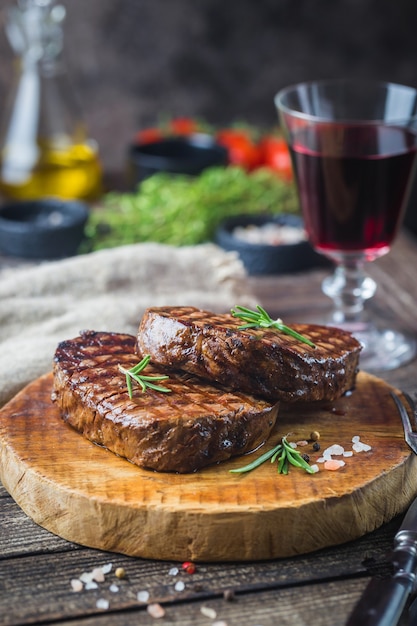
[1,0,417,176]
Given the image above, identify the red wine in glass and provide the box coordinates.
[276,79,417,371]
[291,124,417,262]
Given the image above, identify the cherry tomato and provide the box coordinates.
[259,135,293,181]
[169,117,200,135]
[216,128,261,171]
[135,127,164,144]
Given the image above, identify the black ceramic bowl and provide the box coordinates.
[127,133,228,186]
[215,214,330,276]
[0,199,89,260]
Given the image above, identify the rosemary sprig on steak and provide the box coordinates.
[230,436,316,475]
[231,305,316,348]
[118,355,171,398]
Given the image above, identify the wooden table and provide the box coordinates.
[2,231,417,626]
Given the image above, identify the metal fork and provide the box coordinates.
[390,391,417,455]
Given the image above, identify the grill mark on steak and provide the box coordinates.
[52,330,279,473]
[137,306,362,403]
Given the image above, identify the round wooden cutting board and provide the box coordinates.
[1,371,417,562]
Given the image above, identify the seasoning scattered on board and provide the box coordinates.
[68,560,232,621]
[316,436,372,470]
[230,432,372,476]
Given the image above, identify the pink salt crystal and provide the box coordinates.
[70,579,83,592]
[147,603,165,618]
[201,606,217,619]
[92,567,105,583]
[324,459,345,471]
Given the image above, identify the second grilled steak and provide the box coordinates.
[52,330,279,473]
[137,306,362,403]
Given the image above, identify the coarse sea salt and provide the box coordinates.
[109,583,119,593]
[85,581,99,590]
[316,443,347,467]
[353,441,372,453]
[317,435,372,468]
[201,606,217,619]
[324,444,345,456]
[96,598,109,610]
[137,590,150,603]
[168,567,179,576]
[174,581,185,592]
[79,572,94,584]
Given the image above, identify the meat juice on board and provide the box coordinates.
[290,125,417,261]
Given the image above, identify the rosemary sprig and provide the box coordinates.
[231,305,315,348]
[118,355,171,399]
[230,436,316,475]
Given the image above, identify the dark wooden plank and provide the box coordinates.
[0,496,80,558]
[0,576,411,626]
[0,514,402,625]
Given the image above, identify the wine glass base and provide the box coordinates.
[351,325,417,372]
[293,311,417,372]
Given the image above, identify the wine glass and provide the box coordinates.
[275,79,417,371]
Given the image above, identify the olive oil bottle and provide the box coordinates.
[0,0,102,201]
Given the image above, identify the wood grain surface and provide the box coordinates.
[0,371,416,563]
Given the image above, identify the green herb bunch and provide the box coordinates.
[230,436,316,475]
[83,166,299,251]
[118,355,171,398]
[231,305,315,348]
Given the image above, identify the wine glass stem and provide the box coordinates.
[322,261,376,327]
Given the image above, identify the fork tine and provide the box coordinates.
[390,391,417,455]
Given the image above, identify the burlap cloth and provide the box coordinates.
[0,243,256,407]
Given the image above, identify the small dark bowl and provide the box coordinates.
[0,199,89,260]
[215,214,330,276]
[127,133,228,186]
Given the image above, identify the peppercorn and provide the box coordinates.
[301,453,310,462]
[115,567,126,579]
[310,430,320,442]
[312,442,321,452]
[223,589,235,602]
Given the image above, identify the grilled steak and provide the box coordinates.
[137,306,362,403]
[52,330,279,473]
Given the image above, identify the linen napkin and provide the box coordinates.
[0,243,255,407]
